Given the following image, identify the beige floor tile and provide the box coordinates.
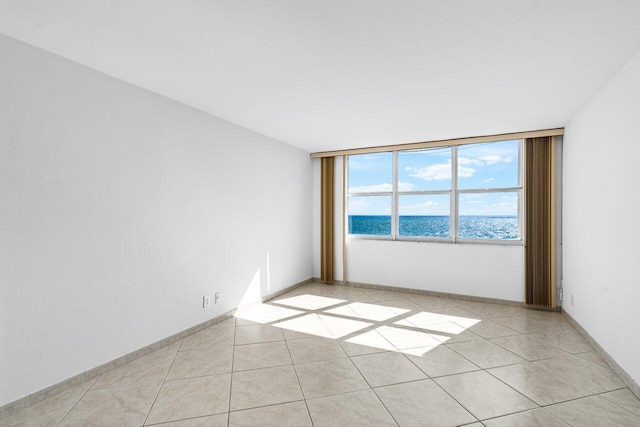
[92,342,179,390]
[148,413,228,426]
[230,365,303,411]
[337,328,397,356]
[351,352,427,387]
[483,408,569,426]
[307,389,397,426]
[295,357,369,399]
[234,324,284,345]
[405,294,461,309]
[234,303,304,327]
[395,314,470,335]
[426,306,484,326]
[458,301,530,318]
[60,384,159,427]
[575,350,610,368]
[528,327,594,354]
[493,314,569,334]
[234,303,281,326]
[317,313,373,338]
[275,313,334,340]
[373,299,425,315]
[209,317,236,329]
[229,401,312,427]
[406,344,479,377]
[180,327,235,351]
[272,294,346,311]
[325,301,404,322]
[286,337,347,364]
[365,289,413,303]
[232,340,292,371]
[374,379,476,426]
[0,379,94,427]
[600,388,640,417]
[489,334,569,361]
[547,395,640,426]
[467,319,520,339]
[435,370,538,420]
[488,362,592,405]
[145,374,231,424]
[448,339,526,369]
[375,325,446,350]
[534,355,625,393]
[167,347,233,380]
[439,329,483,344]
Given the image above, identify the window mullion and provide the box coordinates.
[392,151,398,240]
[451,146,458,242]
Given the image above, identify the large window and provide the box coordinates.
[347,139,522,243]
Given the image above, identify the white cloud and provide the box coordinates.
[458,157,483,166]
[458,165,476,178]
[504,156,513,163]
[349,183,392,193]
[482,178,495,183]
[407,161,471,181]
[479,155,503,165]
[349,182,413,193]
[398,182,414,191]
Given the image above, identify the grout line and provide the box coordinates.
[428,376,481,424]
[141,340,183,426]
[366,387,402,426]
[227,319,237,426]
[594,388,640,418]
[282,336,315,426]
[54,376,100,427]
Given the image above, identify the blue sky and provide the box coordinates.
[348,140,520,216]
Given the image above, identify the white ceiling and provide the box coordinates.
[1,1,640,153]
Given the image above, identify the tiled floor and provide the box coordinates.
[3,283,640,426]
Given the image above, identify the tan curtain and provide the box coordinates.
[320,157,334,283]
[524,137,557,308]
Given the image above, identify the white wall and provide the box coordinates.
[347,240,524,301]
[0,35,312,406]
[563,48,640,385]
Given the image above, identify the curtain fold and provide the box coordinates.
[524,137,557,308]
[320,157,334,283]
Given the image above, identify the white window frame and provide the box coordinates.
[346,139,524,245]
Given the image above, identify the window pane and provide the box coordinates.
[457,140,519,190]
[348,196,391,235]
[348,152,393,194]
[398,194,450,238]
[398,147,452,191]
[458,192,519,240]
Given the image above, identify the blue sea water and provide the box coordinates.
[349,215,518,240]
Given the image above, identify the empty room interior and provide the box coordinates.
[2,1,640,426]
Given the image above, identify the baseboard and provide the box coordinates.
[563,310,640,400]
[314,278,526,307]
[0,277,313,418]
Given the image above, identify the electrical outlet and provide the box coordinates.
[203,295,210,308]
[214,292,220,304]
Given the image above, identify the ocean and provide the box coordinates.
[348,215,518,240]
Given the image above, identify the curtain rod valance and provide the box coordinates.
[310,128,564,158]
